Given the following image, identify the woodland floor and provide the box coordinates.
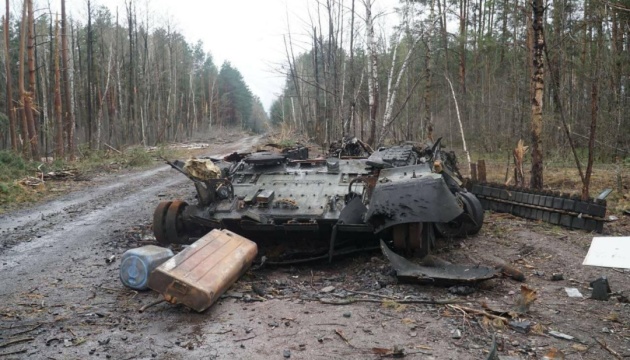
[0,135,629,360]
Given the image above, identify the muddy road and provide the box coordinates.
[1,136,630,359]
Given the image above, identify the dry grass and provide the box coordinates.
[0,146,183,214]
[472,157,630,214]
[267,123,311,147]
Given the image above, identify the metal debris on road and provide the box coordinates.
[380,240,498,284]
[590,276,612,300]
[509,320,532,334]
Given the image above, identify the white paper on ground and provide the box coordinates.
[582,236,630,269]
[564,287,583,298]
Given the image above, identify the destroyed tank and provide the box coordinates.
[153,137,484,263]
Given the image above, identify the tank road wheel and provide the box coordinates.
[153,201,172,245]
[434,195,467,238]
[459,192,484,235]
[165,200,190,245]
[434,192,484,238]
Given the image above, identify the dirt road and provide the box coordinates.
[1,136,629,359]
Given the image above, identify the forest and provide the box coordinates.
[1,0,629,190]
[272,0,628,158]
[0,0,268,161]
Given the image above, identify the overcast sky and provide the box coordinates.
[42,0,400,111]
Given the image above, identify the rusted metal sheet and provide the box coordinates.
[380,240,498,284]
[148,229,257,312]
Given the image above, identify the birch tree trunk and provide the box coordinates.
[344,0,355,136]
[379,34,419,144]
[445,74,471,174]
[96,46,113,151]
[365,0,379,147]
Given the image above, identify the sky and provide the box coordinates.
[43,0,400,111]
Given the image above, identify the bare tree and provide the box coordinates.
[54,16,63,158]
[26,0,39,158]
[445,74,471,173]
[86,0,94,148]
[530,0,545,190]
[126,0,135,142]
[4,3,17,152]
[18,0,31,158]
[343,0,356,136]
[365,0,379,146]
[581,1,603,200]
[96,44,113,151]
[379,31,420,144]
[61,0,75,160]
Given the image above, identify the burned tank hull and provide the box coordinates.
[154,138,484,263]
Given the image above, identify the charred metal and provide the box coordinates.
[155,137,485,263]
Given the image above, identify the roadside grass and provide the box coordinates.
[0,151,43,205]
[0,145,179,212]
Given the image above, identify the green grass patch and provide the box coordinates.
[0,151,43,207]
[0,146,178,211]
[276,139,296,147]
[126,147,154,167]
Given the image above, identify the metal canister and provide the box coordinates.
[148,229,257,312]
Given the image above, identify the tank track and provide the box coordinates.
[470,182,607,233]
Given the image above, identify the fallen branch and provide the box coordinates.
[403,349,433,356]
[594,337,622,359]
[343,289,397,300]
[138,299,166,313]
[373,346,430,357]
[0,348,27,357]
[98,286,119,292]
[335,329,354,348]
[104,143,122,154]
[0,337,34,348]
[314,297,462,306]
[233,335,256,342]
[447,305,509,324]
[10,324,41,336]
